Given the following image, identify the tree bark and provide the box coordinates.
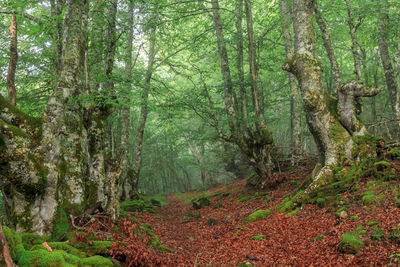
[50,0,64,76]
[131,24,157,190]
[279,0,302,158]
[344,0,362,80]
[313,2,341,88]
[120,1,135,200]
[0,0,119,235]
[377,1,400,140]
[7,14,17,106]
[235,0,249,127]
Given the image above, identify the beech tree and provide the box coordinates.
[0,0,119,235]
[283,0,381,202]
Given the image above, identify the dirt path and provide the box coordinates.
[135,168,400,266]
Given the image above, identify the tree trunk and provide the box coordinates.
[235,0,249,128]
[283,0,380,203]
[313,2,341,88]
[0,0,119,236]
[279,0,302,158]
[50,0,64,76]
[131,24,157,190]
[7,14,17,106]
[377,1,400,140]
[210,0,273,183]
[120,1,134,200]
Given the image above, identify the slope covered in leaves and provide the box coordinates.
[135,162,400,266]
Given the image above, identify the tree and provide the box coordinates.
[279,0,302,159]
[6,14,17,106]
[283,0,381,203]
[208,0,274,183]
[0,0,119,235]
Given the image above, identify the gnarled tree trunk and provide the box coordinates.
[283,0,380,202]
[0,0,119,236]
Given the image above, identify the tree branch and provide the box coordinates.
[0,10,43,24]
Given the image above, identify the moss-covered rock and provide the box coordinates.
[338,232,364,254]
[120,200,155,213]
[373,161,396,180]
[370,227,385,241]
[245,209,271,223]
[207,218,219,226]
[191,197,210,209]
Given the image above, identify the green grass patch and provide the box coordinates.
[251,235,267,240]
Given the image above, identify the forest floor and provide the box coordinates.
[135,162,400,266]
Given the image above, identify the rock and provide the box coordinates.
[338,210,348,219]
[192,197,210,209]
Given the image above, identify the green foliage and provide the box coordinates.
[315,235,324,241]
[245,209,271,223]
[338,232,364,254]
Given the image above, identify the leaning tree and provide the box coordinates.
[0,0,119,236]
[283,0,383,204]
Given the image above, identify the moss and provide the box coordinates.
[387,148,400,160]
[371,227,385,241]
[373,161,396,180]
[338,232,364,254]
[350,215,359,221]
[3,226,25,261]
[287,208,300,216]
[73,241,112,256]
[245,209,271,223]
[120,200,155,213]
[362,192,375,205]
[80,255,113,266]
[18,249,81,267]
[191,197,210,209]
[251,235,267,240]
[51,205,69,241]
[20,233,47,249]
[207,218,219,226]
[367,221,379,227]
[237,261,254,267]
[316,198,325,208]
[182,212,201,221]
[316,235,324,241]
[389,228,400,244]
[265,197,275,204]
[237,196,252,203]
[139,224,174,253]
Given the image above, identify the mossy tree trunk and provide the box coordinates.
[283,0,381,202]
[0,0,119,236]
